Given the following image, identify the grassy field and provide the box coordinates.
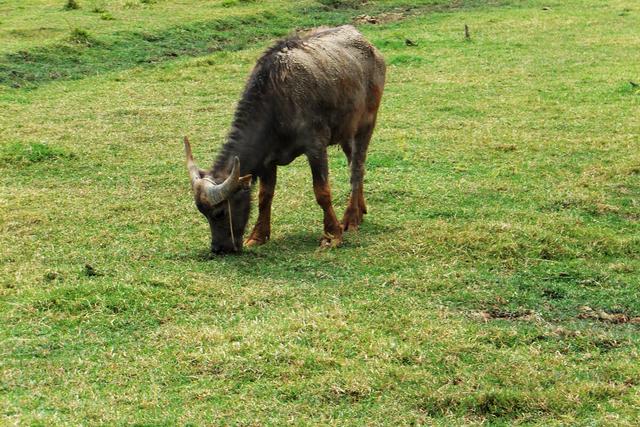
[1,0,639,424]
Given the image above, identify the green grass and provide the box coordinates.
[1,0,640,424]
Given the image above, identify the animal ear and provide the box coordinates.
[239,174,252,190]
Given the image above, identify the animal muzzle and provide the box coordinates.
[211,239,242,254]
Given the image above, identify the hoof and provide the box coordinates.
[342,220,360,232]
[341,211,363,232]
[245,237,268,247]
[320,232,342,248]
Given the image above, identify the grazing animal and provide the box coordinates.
[184,25,385,253]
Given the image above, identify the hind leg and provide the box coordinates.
[308,147,343,248]
[342,123,374,231]
[340,140,352,165]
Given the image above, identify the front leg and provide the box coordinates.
[245,165,277,247]
[307,149,343,248]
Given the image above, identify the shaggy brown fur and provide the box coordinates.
[187,25,385,252]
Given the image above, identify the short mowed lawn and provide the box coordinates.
[1,0,639,424]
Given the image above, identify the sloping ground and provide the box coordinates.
[0,0,497,88]
[1,0,640,424]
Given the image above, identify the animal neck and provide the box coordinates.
[212,94,272,180]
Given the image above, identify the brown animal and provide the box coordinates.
[185,25,385,253]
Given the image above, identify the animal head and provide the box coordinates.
[184,137,252,254]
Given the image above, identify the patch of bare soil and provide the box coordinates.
[473,308,541,322]
[352,0,495,25]
[353,12,405,25]
[577,306,640,324]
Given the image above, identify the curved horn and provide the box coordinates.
[184,136,201,188]
[206,156,241,205]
